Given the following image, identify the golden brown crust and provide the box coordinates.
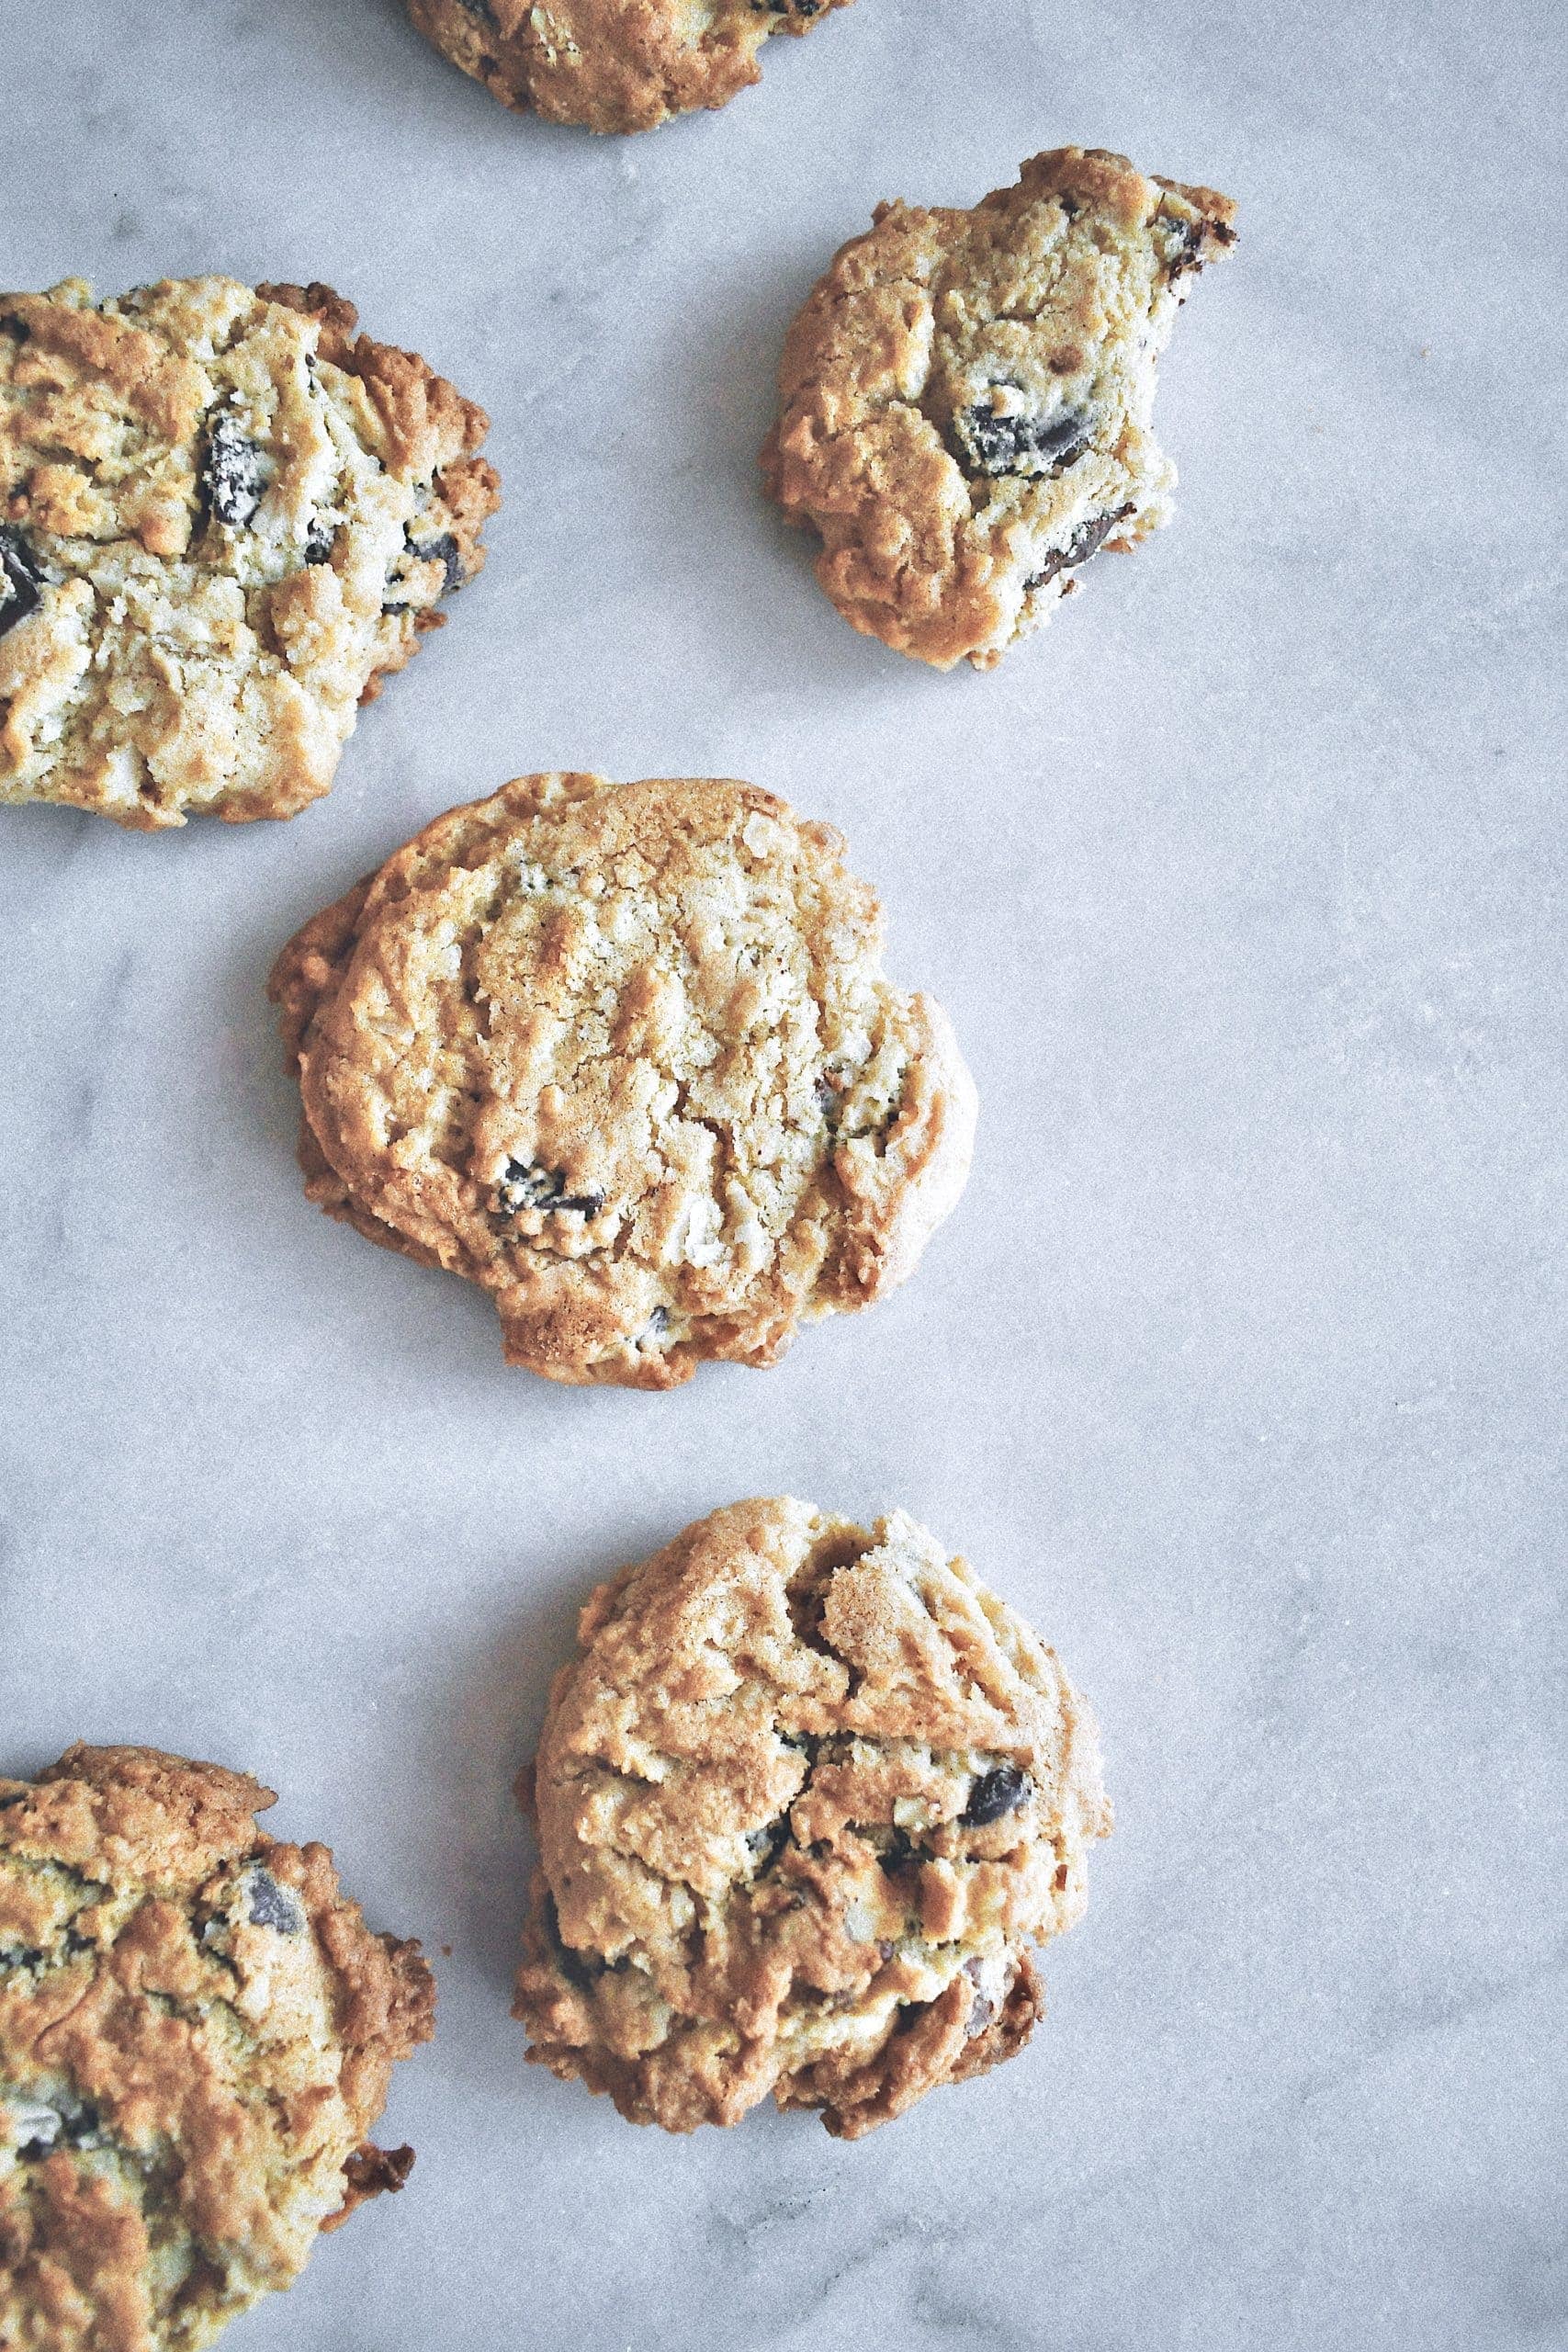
[268,774,976,1388]
[0,1745,434,2350]
[764,146,1236,671]
[407,0,853,135]
[775,1949,1048,2138]
[0,276,500,829]
[513,1499,1111,2135]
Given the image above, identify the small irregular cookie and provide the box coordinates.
[763,146,1237,671]
[269,772,975,1388]
[513,1498,1111,2136]
[0,277,500,828]
[406,0,853,135]
[0,1744,434,2350]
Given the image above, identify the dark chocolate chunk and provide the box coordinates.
[246,1867,304,1935]
[457,0,499,20]
[0,525,46,639]
[962,1763,1031,1826]
[638,1305,671,1349]
[956,400,1092,480]
[0,1932,91,1970]
[496,1159,605,1218]
[406,528,464,596]
[1159,210,1235,286]
[745,1815,792,1875]
[18,2094,102,2157]
[304,515,337,565]
[1024,503,1135,594]
[202,414,266,529]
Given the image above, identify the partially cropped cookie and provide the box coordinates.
[764,146,1237,671]
[0,277,500,828]
[514,1498,1111,2136]
[269,773,975,1388]
[0,1744,434,2349]
[408,0,852,135]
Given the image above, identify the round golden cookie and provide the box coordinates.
[0,277,500,828]
[763,146,1237,671]
[0,1744,434,2350]
[513,1498,1111,2136]
[407,0,853,136]
[268,773,976,1389]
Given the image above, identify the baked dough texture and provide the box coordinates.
[763,146,1237,671]
[0,277,500,828]
[0,1745,434,2352]
[513,1498,1111,2136]
[407,0,853,135]
[269,773,976,1388]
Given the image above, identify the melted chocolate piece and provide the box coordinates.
[746,1815,792,1875]
[1025,503,1135,593]
[0,525,46,638]
[957,401,1091,480]
[407,529,464,595]
[202,415,267,529]
[962,1763,1031,1826]
[496,1159,605,1218]
[246,1868,305,1935]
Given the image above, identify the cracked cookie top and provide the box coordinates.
[0,277,500,829]
[0,1744,434,2352]
[764,146,1237,671]
[268,772,976,1388]
[513,1498,1111,2136]
[407,0,853,135]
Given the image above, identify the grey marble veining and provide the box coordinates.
[2,0,1565,2346]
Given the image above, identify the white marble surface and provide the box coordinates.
[3,0,1566,2344]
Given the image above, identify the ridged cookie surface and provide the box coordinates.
[0,1744,434,2351]
[514,1498,1111,2135]
[765,146,1236,671]
[407,0,853,135]
[0,277,500,828]
[269,773,976,1388]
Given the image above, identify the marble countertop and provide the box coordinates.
[3,1,1564,2346]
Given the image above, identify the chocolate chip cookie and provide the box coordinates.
[0,277,500,828]
[0,1744,434,2349]
[269,773,976,1388]
[763,146,1237,671]
[407,0,853,135]
[513,1498,1111,2136]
